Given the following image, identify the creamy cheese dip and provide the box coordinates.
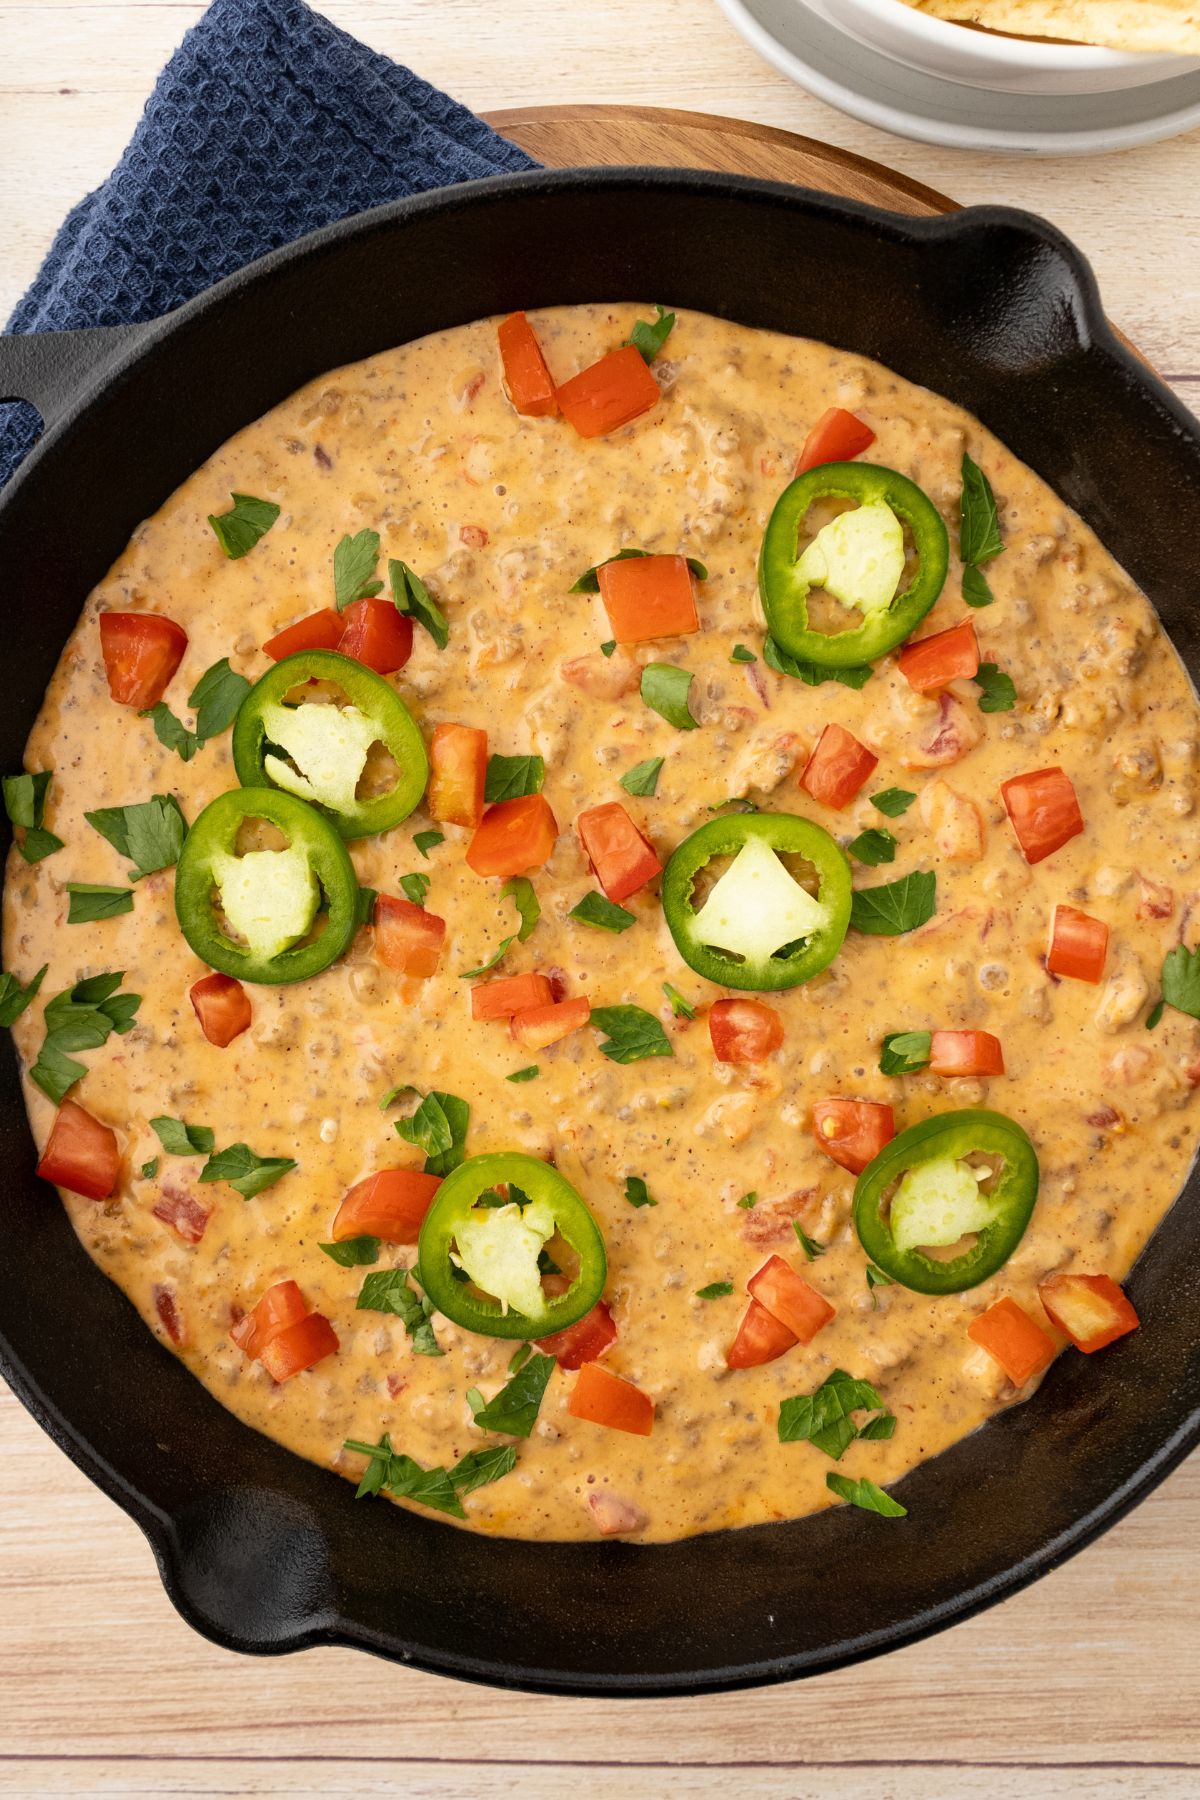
[5,304,1199,1541]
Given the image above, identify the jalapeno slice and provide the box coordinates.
[759,462,949,669]
[174,786,360,985]
[231,650,428,840]
[661,812,852,992]
[418,1152,607,1340]
[853,1108,1039,1295]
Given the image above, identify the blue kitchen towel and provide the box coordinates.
[0,0,538,488]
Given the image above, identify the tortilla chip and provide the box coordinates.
[907,0,1200,54]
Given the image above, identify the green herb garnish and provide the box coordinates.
[737,1191,758,1209]
[334,528,383,609]
[871,788,916,818]
[389,558,449,649]
[793,1222,825,1262]
[357,1267,442,1356]
[3,772,63,863]
[624,304,675,364]
[150,1115,215,1156]
[506,1064,539,1083]
[662,982,695,1020]
[208,492,280,560]
[619,757,664,797]
[624,1175,657,1209]
[399,872,430,907]
[826,1471,907,1517]
[846,827,897,867]
[641,663,697,731]
[975,662,1016,713]
[779,1368,895,1461]
[319,1235,380,1267]
[1160,945,1200,1021]
[395,1089,469,1175]
[29,970,141,1103]
[591,1004,674,1064]
[85,794,187,879]
[66,884,134,924]
[763,636,872,688]
[199,1142,297,1199]
[414,829,444,858]
[484,754,544,802]
[696,1280,734,1299]
[501,875,540,941]
[730,644,757,664]
[570,891,636,933]
[879,1029,932,1075]
[0,963,47,1028]
[139,703,201,762]
[962,565,994,609]
[849,870,936,937]
[470,1352,555,1436]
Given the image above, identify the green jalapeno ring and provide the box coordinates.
[418,1152,607,1340]
[175,786,360,985]
[758,462,950,669]
[660,812,853,993]
[853,1108,1039,1296]
[232,650,429,840]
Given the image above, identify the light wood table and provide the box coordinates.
[3,5,1200,1796]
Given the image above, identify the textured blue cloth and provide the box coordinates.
[0,0,537,487]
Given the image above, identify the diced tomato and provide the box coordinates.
[263,608,344,661]
[336,596,413,674]
[428,722,487,828]
[99,611,188,709]
[1039,1273,1140,1354]
[576,802,661,903]
[795,407,876,476]
[537,1299,618,1369]
[36,1099,120,1201]
[708,998,784,1065]
[812,1098,894,1175]
[471,971,554,1021]
[189,972,252,1048]
[259,1311,339,1383]
[497,311,558,418]
[747,1254,836,1344]
[967,1297,1055,1386]
[332,1169,441,1243]
[800,722,878,811]
[727,1296,798,1368]
[467,794,559,878]
[154,1286,187,1347]
[597,555,699,644]
[929,1029,1005,1078]
[897,620,980,693]
[374,895,446,978]
[1000,766,1084,865]
[556,346,659,439]
[511,995,590,1050]
[1046,904,1109,985]
[568,1362,654,1436]
[152,1187,211,1244]
[230,1280,309,1358]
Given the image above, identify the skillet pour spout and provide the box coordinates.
[2,168,1200,1694]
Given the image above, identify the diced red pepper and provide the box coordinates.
[795,407,876,476]
[968,1298,1055,1386]
[897,620,980,693]
[466,794,559,878]
[537,1298,618,1370]
[99,611,188,709]
[336,596,413,674]
[812,1098,895,1175]
[1000,766,1084,865]
[332,1169,441,1243]
[576,802,661,903]
[708,998,784,1065]
[727,1296,798,1369]
[568,1362,654,1436]
[230,1279,309,1358]
[597,555,699,644]
[471,971,554,1021]
[747,1254,836,1344]
[556,346,659,439]
[263,609,344,661]
[152,1187,211,1245]
[259,1311,339,1383]
[36,1099,120,1201]
[1039,1273,1139,1353]
[511,995,590,1050]
[154,1285,187,1347]
[929,1029,1005,1078]
[374,895,446,978]
[189,972,252,1048]
[497,311,558,418]
[428,722,487,828]
[1046,905,1109,984]
[800,722,878,811]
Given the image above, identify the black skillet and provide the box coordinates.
[1,169,1198,1695]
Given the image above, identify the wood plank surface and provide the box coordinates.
[3,5,1200,1795]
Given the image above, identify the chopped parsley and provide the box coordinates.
[190,658,251,740]
[962,565,994,609]
[333,528,383,609]
[793,1222,825,1262]
[1146,998,1165,1030]
[826,1472,907,1517]
[395,1089,470,1175]
[1161,944,1200,1020]
[849,870,936,937]
[590,1004,674,1064]
[469,1352,555,1436]
[389,558,449,649]
[619,757,664,798]
[0,963,47,1029]
[208,492,280,559]
[414,830,444,858]
[624,1175,657,1209]
[662,982,695,1020]
[959,452,1003,568]
[66,884,134,924]
[730,644,757,664]
[737,1191,758,1209]
[871,788,916,818]
[696,1280,734,1299]
[641,663,697,731]
[879,1030,933,1076]
[199,1142,297,1199]
[975,662,1016,712]
[85,794,187,879]
[484,754,544,802]
[319,1235,380,1267]
[345,1433,514,1515]
[506,1064,539,1083]
[501,875,540,941]
[778,1369,896,1461]
[763,635,872,688]
[459,936,514,979]
[570,891,636,933]
[624,304,676,364]
[866,1263,894,1307]
[357,1267,442,1356]
[399,872,430,907]
[3,771,63,863]
[29,971,140,1103]
[846,827,897,867]
[150,1115,215,1156]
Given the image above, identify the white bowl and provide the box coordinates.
[807,0,1200,93]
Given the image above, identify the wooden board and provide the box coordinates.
[3,95,1199,1800]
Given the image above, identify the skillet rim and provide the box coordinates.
[2,164,1199,1696]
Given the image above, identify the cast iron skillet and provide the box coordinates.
[1,169,1199,1697]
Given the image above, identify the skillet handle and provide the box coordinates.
[0,323,152,431]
